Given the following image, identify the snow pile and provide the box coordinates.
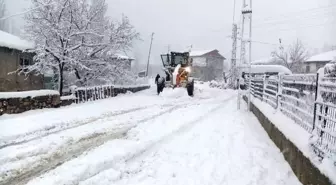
[208,80,227,89]
[0,90,59,99]
[60,95,76,100]
[306,50,336,62]
[0,30,34,51]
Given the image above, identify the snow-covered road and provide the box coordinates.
[0,83,301,185]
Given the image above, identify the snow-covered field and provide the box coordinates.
[0,84,301,185]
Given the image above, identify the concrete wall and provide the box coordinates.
[0,47,44,92]
[243,96,334,185]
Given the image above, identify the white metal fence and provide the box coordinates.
[69,85,150,104]
[247,73,335,165]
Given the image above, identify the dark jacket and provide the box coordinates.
[155,74,160,84]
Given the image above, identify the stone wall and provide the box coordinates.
[243,96,333,185]
[0,85,150,116]
[0,95,60,116]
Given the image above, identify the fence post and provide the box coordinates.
[70,86,77,104]
[276,74,283,111]
[312,72,320,132]
[262,74,266,101]
[84,87,87,102]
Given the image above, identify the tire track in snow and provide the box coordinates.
[1,99,213,185]
[76,95,235,184]
[123,95,235,164]
[0,102,183,150]
[0,106,148,149]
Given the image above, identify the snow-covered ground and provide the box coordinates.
[0,84,301,185]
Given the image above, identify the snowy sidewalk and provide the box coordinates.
[22,91,301,185]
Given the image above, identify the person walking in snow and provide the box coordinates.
[155,74,160,84]
[157,77,165,95]
[240,72,246,90]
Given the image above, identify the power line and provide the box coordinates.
[254,19,333,32]
[211,6,335,34]
[253,3,336,21]
[253,10,335,28]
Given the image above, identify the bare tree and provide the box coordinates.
[272,39,309,73]
[23,0,138,95]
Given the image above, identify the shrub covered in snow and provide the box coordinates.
[323,57,336,77]
[209,80,227,89]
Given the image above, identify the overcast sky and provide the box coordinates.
[6,0,335,68]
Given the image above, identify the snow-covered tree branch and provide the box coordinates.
[23,0,139,95]
[272,39,309,73]
[0,0,8,32]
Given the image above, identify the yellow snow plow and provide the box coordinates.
[158,51,194,96]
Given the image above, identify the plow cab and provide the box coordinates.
[158,52,194,96]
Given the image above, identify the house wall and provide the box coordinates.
[191,53,224,81]
[0,47,44,92]
[206,52,224,81]
[304,61,329,73]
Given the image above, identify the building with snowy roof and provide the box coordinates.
[110,53,135,72]
[304,50,336,73]
[0,30,46,92]
[189,49,226,81]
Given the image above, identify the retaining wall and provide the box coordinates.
[0,94,60,116]
[0,85,151,116]
[243,96,333,185]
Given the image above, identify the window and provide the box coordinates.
[306,65,310,73]
[20,57,32,66]
[19,57,32,72]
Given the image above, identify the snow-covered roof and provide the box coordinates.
[240,64,292,74]
[0,30,34,51]
[251,57,275,64]
[189,50,216,57]
[305,50,336,63]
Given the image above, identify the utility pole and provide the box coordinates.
[167,45,171,53]
[187,45,193,52]
[146,32,154,77]
[238,0,253,111]
[230,24,238,89]
[237,0,246,110]
[247,0,253,112]
[229,0,238,90]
